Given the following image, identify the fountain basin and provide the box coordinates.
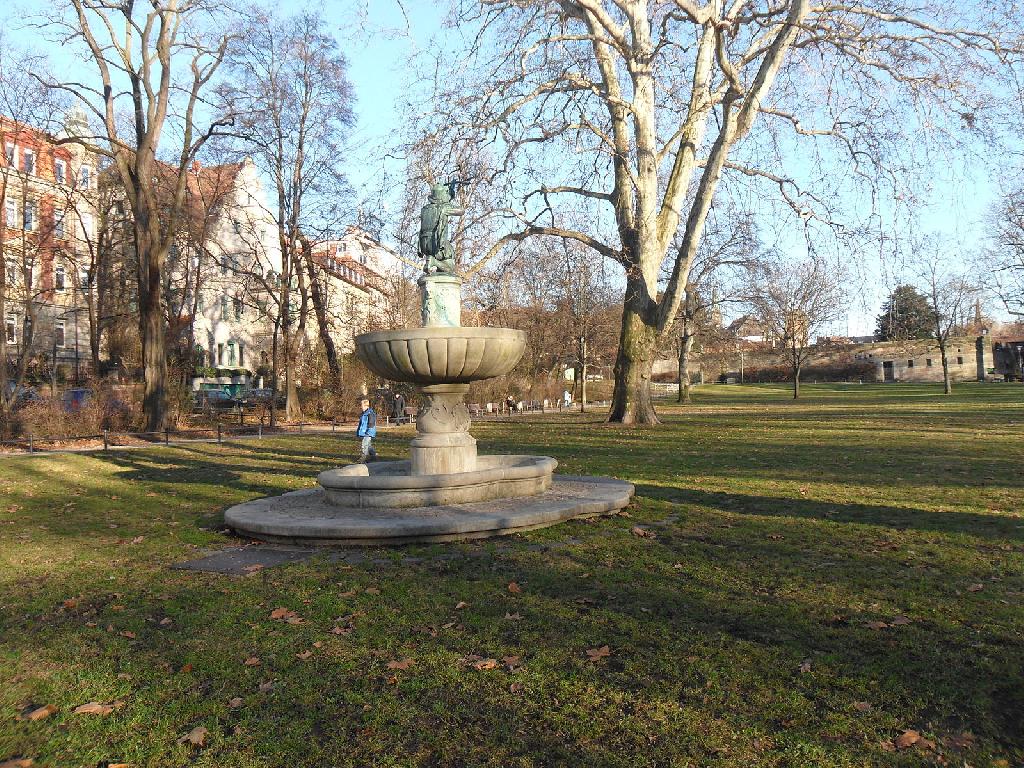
[355,327,527,385]
[318,455,556,508]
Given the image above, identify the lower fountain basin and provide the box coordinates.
[317,455,556,508]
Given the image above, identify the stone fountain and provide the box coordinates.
[224,182,633,545]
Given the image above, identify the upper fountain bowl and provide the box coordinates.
[355,327,527,385]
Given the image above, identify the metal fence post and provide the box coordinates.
[28,434,33,453]
[299,421,304,434]
[103,430,109,451]
[258,423,262,440]
[164,428,170,446]
[217,423,222,444]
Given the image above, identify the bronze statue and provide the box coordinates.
[418,180,466,275]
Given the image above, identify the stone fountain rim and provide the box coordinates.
[355,326,527,345]
[318,454,557,491]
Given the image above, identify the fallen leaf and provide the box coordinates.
[108,764,130,768]
[330,626,352,635]
[159,617,172,626]
[631,526,656,539]
[179,663,193,674]
[502,655,522,669]
[313,641,323,649]
[73,701,116,716]
[295,650,313,660]
[365,587,380,595]
[269,607,301,622]
[62,599,77,609]
[504,612,523,621]
[386,658,415,670]
[672,563,684,570]
[130,536,144,544]
[0,759,34,767]
[243,656,260,666]
[258,681,274,692]
[23,704,57,721]
[945,732,976,749]
[768,534,784,540]
[853,701,872,712]
[894,730,921,749]
[338,590,357,597]
[241,564,264,574]
[798,659,812,674]
[177,726,208,747]
[967,583,984,592]
[471,658,499,670]
[119,630,136,639]
[509,682,523,693]
[507,581,522,594]
[228,697,243,708]
[865,621,888,630]
[455,601,469,610]
[889,615,911,626]
[586,645,612,661]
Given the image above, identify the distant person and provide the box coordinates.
[356,398,378,463]
[563,389,572,408]
[505,394,516,414]
[393,392,406,423]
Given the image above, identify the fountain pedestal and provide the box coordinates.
[410,383,476,475]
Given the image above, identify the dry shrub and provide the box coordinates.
[16,385,135,439]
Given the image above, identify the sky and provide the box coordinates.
[3,0,1014,335]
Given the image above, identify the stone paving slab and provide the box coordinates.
[171,545,317,574]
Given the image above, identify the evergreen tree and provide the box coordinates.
[876,285,933,340]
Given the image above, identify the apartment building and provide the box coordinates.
[1,109,97,383]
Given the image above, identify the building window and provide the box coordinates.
[232,218,242,235]
[221,256,228,276]
[216,343,224,365]
[54,210,65,239]
[3,142,14,166]
[79,268,89,290]
[22,200,35,230]
[55,265,66,292]
[238,343,245,368]
[956,356,964,365]
[55,320,66,348]
[79,165,91,189]
[5,314,15,344]
[4,199,16,228]
[54,159,66,185]
[926,358,933,367]
[228,341,237,366]
[197,293,205,312]
[80,213,93,240]
[5,260,17,286]
[220,294,228,318]
[233,295,242,320]
[907,359,914,368]
[21,149,35,175]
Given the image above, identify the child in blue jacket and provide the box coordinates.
[356,398,378,463]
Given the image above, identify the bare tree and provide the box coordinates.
[919,256,979,395]
[402,0,1023,423]
[745,257,843,399]
[41,0,233,431]
[668,210,758,403]
[0,39,91,417]
[219,7,355,421]
[987,183,1024,318]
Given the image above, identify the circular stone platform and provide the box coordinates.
[224,475,635,545]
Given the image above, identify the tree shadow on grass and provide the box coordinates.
[631,483,1024,543]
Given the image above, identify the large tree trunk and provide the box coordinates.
[299,236,340,384]
[608,281,659,425]
[939,341,952,394]
[136,223,168,432]
[678,331,694,404]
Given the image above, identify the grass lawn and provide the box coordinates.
[1,382,1022,767]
